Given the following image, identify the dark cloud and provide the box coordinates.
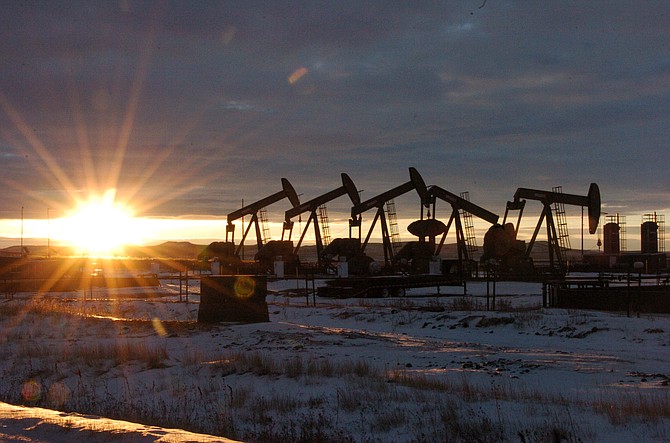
[0,0,668,228]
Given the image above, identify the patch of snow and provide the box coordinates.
[0,277,668,442]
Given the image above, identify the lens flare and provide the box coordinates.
[152,317,168,337]
[288,67,308,84]
[234,276,256,298]
[21,380,42,403]
[47,381,71,407]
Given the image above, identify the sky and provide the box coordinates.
[0,1,668,249]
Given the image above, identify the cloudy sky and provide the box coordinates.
[1,1,668,244]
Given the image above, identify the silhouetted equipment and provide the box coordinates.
[603,222,621,254]
[254,240,297,273]
[394,240,436,273]
[214,172,632,277]
[198,275,268,323]
[641,213,665,254]
[546,275,670,314]
[198,241,240,272]
[551,186,572,253]
[226,178,301,257]
[350,167,429,265]
[283,173,360,264]
[481,222,530,274]
[398,186,498,274]
[426,185,499,261]
[199,241,236,260]
[602,214,626,255]
[641,222,658,253]
[487,183,601,275]
[407,219,448,238]
[320,238,374,275]
[318,273,465,298]
[582,213,670,272]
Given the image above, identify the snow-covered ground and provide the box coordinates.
[0,277,668,442]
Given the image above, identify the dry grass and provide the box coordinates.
[12,339,169,370]
[386,368,572,408]
[447,296,486,311]
[371,407,408,433]
[2,297,668,442]
[592,391,670,424]
[202,351,379,381]
[4,340,663,442]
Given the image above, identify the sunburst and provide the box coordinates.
[56,189,145,256]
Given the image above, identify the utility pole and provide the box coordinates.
[241,198,244,259]
[47,208,51,258]
[20,206,25,257]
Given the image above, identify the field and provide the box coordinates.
[0,278,669,442]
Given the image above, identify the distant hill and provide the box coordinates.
[124,241,208,259]
[0,244,44,257]
[1,239,590,262]
[0,241,209,260]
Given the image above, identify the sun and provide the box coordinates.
[59,189,144,256]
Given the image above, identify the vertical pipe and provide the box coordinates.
[241,199,244,259]
[47,208,51,259]
[20,206,24,254]
[581,206,584,259]
[185,268,189,302]
[179,271,183,302]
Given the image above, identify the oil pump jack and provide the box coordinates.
[409,186,499,271]
[222,178,301,271]
[283,173,360,269]
[350,167,429,267]
[482,183,601,275]
[394,186,498,274]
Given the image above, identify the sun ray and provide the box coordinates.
[55,189,147,257]
[0,92,78,199]
[66,62,100,197]
[106,8,160,195]
[0,3,256,244]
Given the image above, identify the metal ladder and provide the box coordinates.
[259,207,271,243]
[385,199,402,256]
[317,204,331,247]
[459,192,479,257]
[607,214,627,252]
[618,215,627,252]
[552,186,571,252]
[659,215,666,253]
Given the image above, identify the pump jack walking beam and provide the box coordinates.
[283,173,360,258]
[350,167,429,264]
[503,183,600,274]
[226,178,301,256]
[427,185,499,261]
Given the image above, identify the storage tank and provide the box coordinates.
[603,222,620,254]
[641,221,658,253]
